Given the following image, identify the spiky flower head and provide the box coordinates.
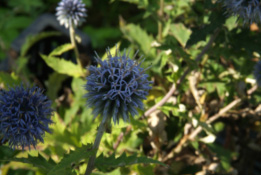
[56,0,87,28]
[85,48,152,124]
[254,60,261,86]
[221,0,261,24]
[0,85,53,149]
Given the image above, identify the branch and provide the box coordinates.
[163,84,257,162]
[144,29,220,117]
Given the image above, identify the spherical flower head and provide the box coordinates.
[0,85,53,150]
[221,0,261,24]
[56,0,87,28]
[85,48,152,124]
[254,60,261,86]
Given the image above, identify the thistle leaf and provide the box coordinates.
[95,153,166,171]
[47,144,94,175]
[40,54,84,77]
[0,153,56,174]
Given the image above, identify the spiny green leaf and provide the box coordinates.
[49,43,74,57]
[21,31,61,57]
[0,153,56,174]
[47,144,94,175]
[40,54,84,77]
[95,153,166,171]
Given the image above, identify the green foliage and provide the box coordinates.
[95,153,165,171]
[170,23,191,48]
[40,43,86,77]
[46,72,67,101]
[0,72,20,87]
[47,144,94,175]
[0,154,56,174]
[41,54,84,77]
[186,10,226,47]
[120,23,156,57]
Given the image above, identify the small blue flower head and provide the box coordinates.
[0,85,53,150]
[56,0,87,28]
[85,48,152,124]
[221,0,261,24]
[254,60,261,86]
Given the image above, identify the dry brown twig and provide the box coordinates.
[162,85,258,162]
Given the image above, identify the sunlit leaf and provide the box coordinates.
[49,43,74,57]
[41,54,84,78]
[170,23,191,48]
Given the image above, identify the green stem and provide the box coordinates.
[69,25,82,68]
[84,120,107,175]
[157,0,164,42]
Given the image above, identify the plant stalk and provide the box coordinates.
[69,25,82,68]
[157,0,164,41]
[84,120,107,175]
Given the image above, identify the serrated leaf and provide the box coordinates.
[40,54,84,77]
[47,144,94,175]
[21,31,61,57]
[170,23,191,48]
[0,153,56,174]
[49,43,74,57]
[95,153,166,171]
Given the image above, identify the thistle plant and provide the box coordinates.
[85,49,152,124]
[56,0,87,68]
[221,0,261,24]
[254,60,261,86]
[84,48,152,175]
[0,85,53,150]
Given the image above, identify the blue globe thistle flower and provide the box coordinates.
[254,60,261,86]
[85,48,152,124]
[56,0,87,28]
[0,85,53,150]
[221,0,261,24]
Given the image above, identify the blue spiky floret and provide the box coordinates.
[56,0,87,28]
[221,0,261,24]
[254,60,261,86]
[0,85,53,150]
[85,48,152,124]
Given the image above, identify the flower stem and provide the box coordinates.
[84,120,107,175]
[69,25,82,68]
[157,0,164,41]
